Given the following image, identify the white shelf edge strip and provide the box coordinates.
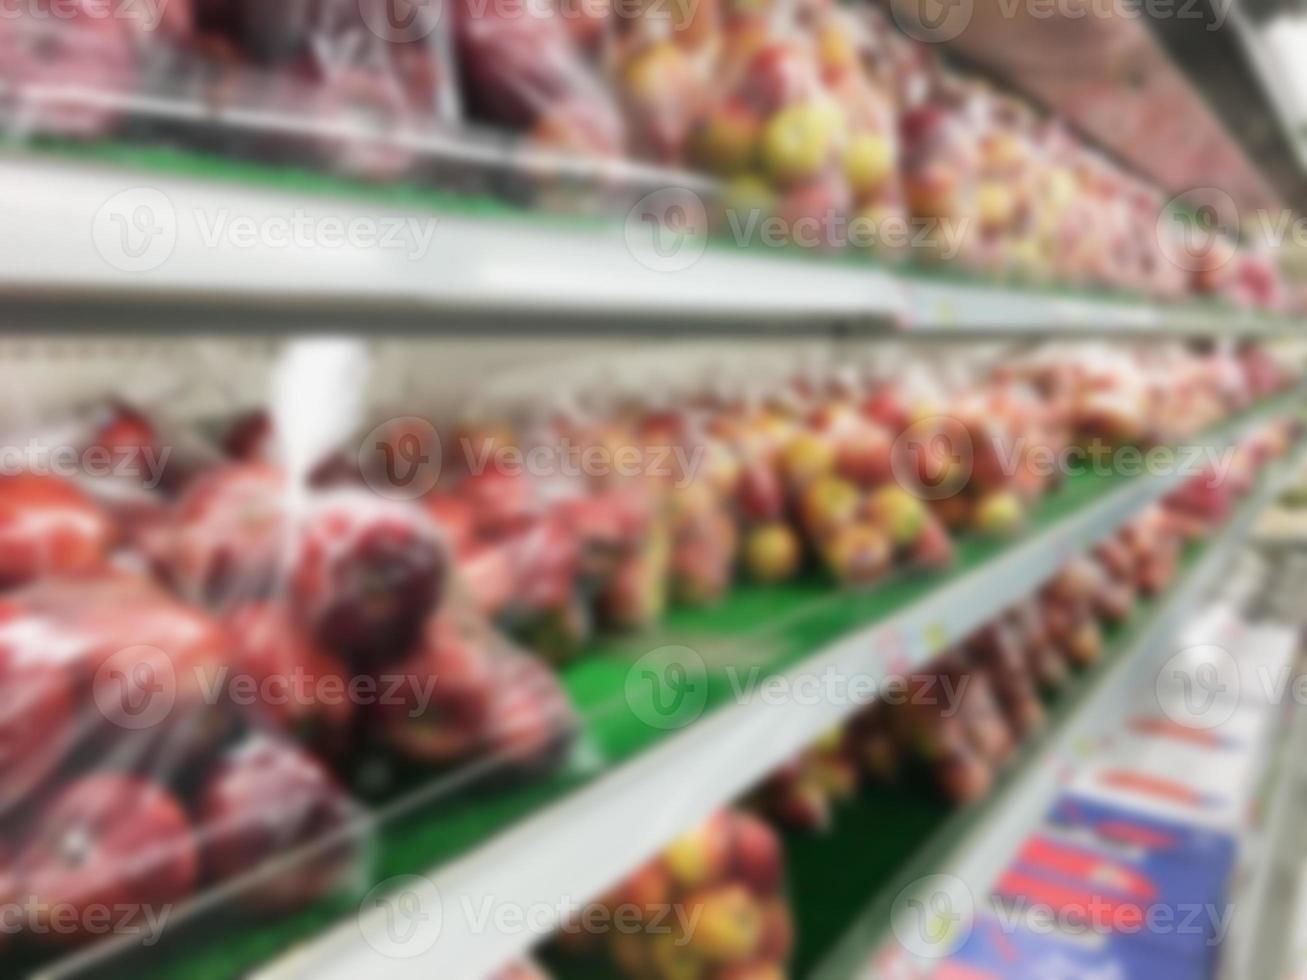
[0,155,902,321]
[252,399,1300,980]
[864,445,1305,977]
[0,153,1299,333]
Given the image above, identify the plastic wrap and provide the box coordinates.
[0,571,368,955]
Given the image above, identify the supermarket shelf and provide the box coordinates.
[1,151,1302,337]
[0,154,903,329]
[899,276,1296,337]
[233,398,1304,980]
[821,447,1305,980]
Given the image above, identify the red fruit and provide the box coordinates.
[737,460,785,524]
[425,494,478,556]
[756,896,794,963]
[1093,536,1133,579]
[610,861,672,921]
[739,43,817,116]
[371,612,495,764]
[92,403,157,475]
[17,774,198,945]
[292,491,447,666]
[0,845,15,952]
[911,515,955,570]
[223,411,274,463]
[198,736,359,912]
[836,423,894,488]
[934,748,993,806]
[0,3,137,138]
[456,0,608,129]
[161,463,287,606]
[0,473,114,587]
[769,778,830,832]
[501,514,581,615]
[729,812,783,897]
[0,608,76,815]
[225,602,354,754]
[861,387,910,433]
[461,469,541,540]
[482,649,573,767]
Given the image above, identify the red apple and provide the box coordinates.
[0,604,76,812]
[481,648,573,769]
[0,473,115,588]
[911,515,955,570]
[17,773,198,945]
[159,463,287,607]
[198,736,359,912]
[728,812,783,897]
[664,811,733,889]
[821,522,891,586]
[835,422,894,488]
[224,601,354,755]
[292,490,447,666]
[737,461,785,524]
[738,43,817,116]
[370,611,495,764]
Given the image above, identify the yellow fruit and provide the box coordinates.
[761,103,835,185]
[844,132,895,198]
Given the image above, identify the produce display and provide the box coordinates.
[0,336,1297,971]
[529,412,1295,977]
[0,0,1287,305]
[550,809,795,980]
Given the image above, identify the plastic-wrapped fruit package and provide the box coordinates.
[814,4,905,261]
[974,95,1039,280]
[183,0,457,181]
[0,1,141,139]
[899,73,983,269]
[142,447,577,777]
[454,0,624,158]
[608,0,726,168]
[682,0,864,251]
[0,574,370,956]
[0,473,116,590]
[555,809,794,978]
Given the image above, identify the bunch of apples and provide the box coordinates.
[454,0,626,160]
[753,727,859,832]
[0,572,366,952]
[558,809,794,980]
[666,0,903,253]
